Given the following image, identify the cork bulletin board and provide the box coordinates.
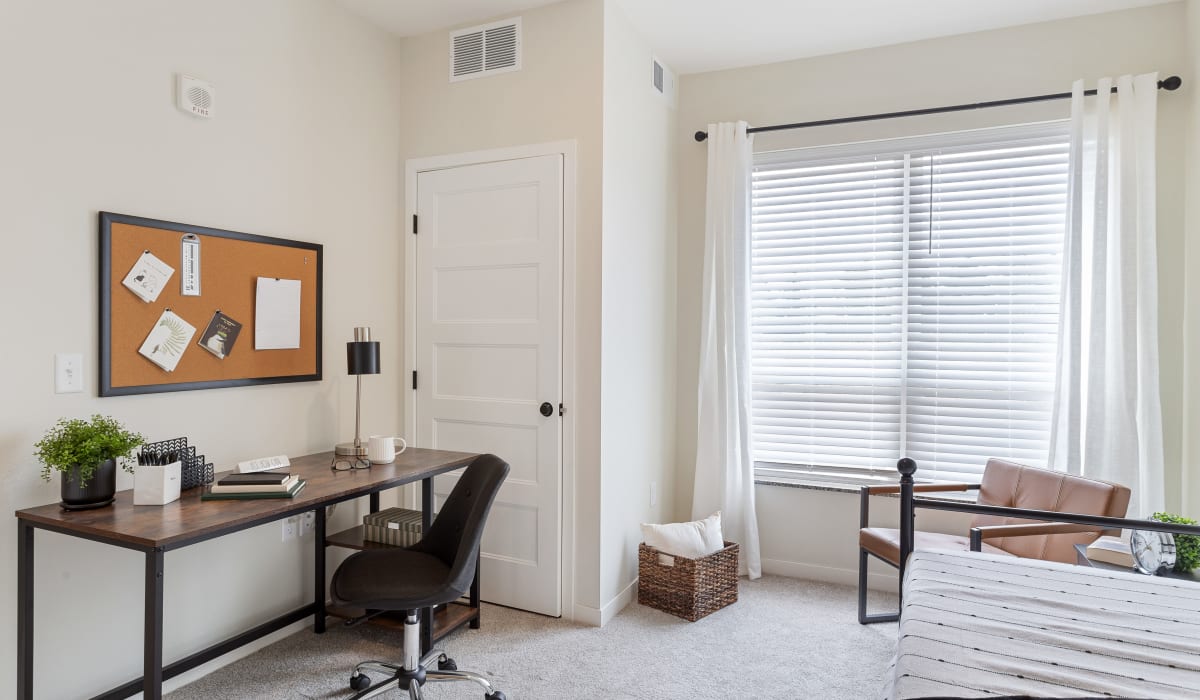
[99,212,322,396]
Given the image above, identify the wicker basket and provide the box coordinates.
[638,541,739,621]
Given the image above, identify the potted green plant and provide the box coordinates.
[35,415,144,510]
[1152,512,1199,574]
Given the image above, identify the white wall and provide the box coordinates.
[392,0,607,617]
[393,0,681,621]
[598,1,678,613]
[675,3,1190,583]
[0,0,405,696]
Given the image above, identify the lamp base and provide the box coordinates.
[335,442,368,457]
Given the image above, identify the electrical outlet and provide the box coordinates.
[282,516,298,542]
[300,511,315,537]
[650,481,658,507]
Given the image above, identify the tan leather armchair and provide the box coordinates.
[857,458,1131,624]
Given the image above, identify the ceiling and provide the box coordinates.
[337,0,1177,75]
[618,0,1177,74]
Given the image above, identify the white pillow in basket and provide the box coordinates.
[641,512,724,565]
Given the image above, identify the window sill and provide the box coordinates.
[753,477,978,502]
[753,477,861,494]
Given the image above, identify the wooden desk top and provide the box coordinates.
[15,448,477,551]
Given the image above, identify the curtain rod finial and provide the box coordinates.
[694,130,708,142]
[1160,75,1182,91]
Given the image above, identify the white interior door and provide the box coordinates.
[414,155,563,617]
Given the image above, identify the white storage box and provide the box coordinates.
[134,461,182,506]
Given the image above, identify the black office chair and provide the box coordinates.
[332,454,510,700]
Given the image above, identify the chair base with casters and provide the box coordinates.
[332,454,511,700]
[343,610,504,700]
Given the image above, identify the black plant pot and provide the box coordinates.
[60,458,117,510]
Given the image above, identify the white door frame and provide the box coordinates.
[403,140,577,620]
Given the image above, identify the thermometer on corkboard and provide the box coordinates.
[181,234,201,296]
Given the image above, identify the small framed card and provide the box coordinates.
[139,309,197,372]
[198,311,242,359]
[122,250,175,303]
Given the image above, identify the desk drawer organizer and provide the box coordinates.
[141,437,214,490]
[363,507,426,547]
[637,541,739,621]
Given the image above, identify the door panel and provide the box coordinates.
[415,154,562,617]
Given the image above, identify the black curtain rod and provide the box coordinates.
[693,75,1182,142]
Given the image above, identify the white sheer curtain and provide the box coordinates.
[1049,74,1164,517]
[693,121,760,578]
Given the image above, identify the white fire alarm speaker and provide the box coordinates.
[177,74,215,119]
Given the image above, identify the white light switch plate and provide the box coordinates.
[55,353,83,393]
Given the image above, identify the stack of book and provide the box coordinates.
[1085,535,1134,568]
[201,472,305,500]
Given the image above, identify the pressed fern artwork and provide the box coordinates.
[138,310,197,372]
[159,315,189,356]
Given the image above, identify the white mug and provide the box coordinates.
[367,435,407,464]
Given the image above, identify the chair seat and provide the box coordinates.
[331,548,458,610]
[859,527,1012,566]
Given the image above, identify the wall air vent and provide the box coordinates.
[651,56,676,106]
[450,18,522,82]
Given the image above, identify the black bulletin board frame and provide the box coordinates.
[99,212,323,396]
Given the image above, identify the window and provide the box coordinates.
[750,123,1069,484]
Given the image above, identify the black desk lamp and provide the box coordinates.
[335,327,380,457]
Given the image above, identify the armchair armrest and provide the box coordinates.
[865,482,978,495]
[968,522,1104,551]
[859,482,980,529]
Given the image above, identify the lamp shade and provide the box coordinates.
[346,327,380,375]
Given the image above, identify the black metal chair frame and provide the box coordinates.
[859,458,1200,625]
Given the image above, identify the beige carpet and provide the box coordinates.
[167,576,898,699]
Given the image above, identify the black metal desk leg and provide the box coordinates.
[421,478,434,532]
[314,507,327,633]
[145,548,165,700]
[17,521,34,700]
[369,491,380,513]
[421,478,434,652]
[469,552,481,629]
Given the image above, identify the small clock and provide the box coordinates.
[1130,529,1177,575]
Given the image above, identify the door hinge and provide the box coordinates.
[412,214,418,234]
[412,371,418,390]
[558,402,564,417]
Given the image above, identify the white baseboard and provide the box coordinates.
[573,602,601,626]
[760,557,897,592]
[573,577,638,627]
[159,618,310,695]
[600,578,637,626]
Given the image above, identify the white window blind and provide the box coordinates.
[751,123,1069,483]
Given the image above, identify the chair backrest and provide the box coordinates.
[411,454,509,596]
[973,458,1131,563]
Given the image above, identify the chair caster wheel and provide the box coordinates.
[350,673,372,691]
[438,657,458,671]
[485,692,506,700]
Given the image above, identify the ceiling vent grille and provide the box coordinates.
[451,18,521,82]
